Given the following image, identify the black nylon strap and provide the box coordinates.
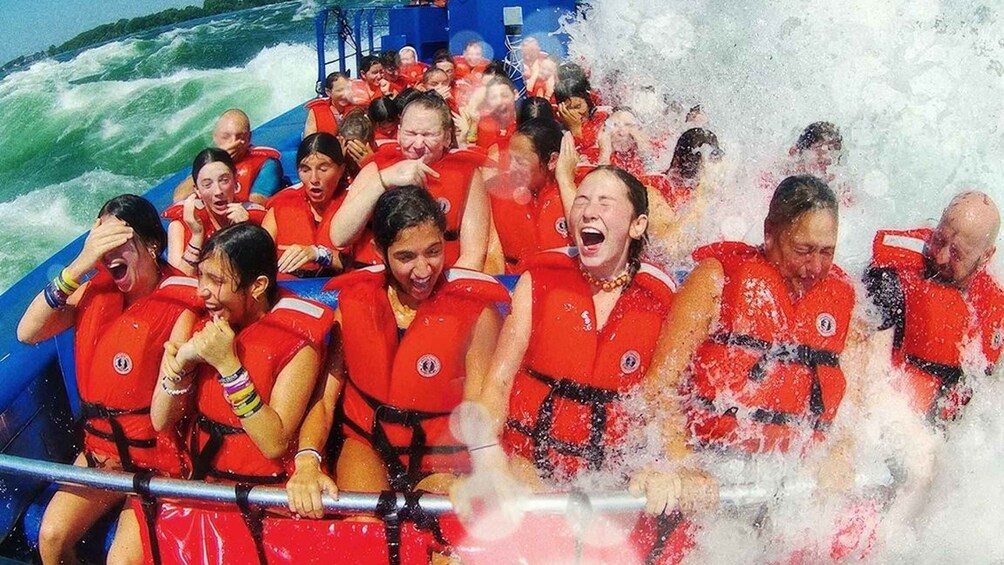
[645,510,684,565]
[376,491,401,565]
[190,415,283,484]
[132,471,162,565]
[235,483,269,565]
[80,401,156,472]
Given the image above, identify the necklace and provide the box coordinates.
[580,265,631,292]
[386,285,417,328]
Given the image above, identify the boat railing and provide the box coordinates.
[0,453,890,517]
[314,6,391,96]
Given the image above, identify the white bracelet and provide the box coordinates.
[161,379,192,396]
[468,442,499,453]
[296,448,323,465]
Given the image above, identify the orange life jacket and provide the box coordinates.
[234,146,282,202]
[399,61,429,87]
[488,176,571,274]
[75,269,201,474]
[327,266,509,489]
[503,248,676,479]
[348,145,488,267]
[870,228,1004,422]
[265,183,346,277]
[190,293,334,484]
[162,199,265,247]
[686,242,854,454]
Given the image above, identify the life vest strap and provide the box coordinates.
[235,483,270,565]
[905,354,963,390]
[344,379,460,491]
[133,471,163,565]
[645,510,685,565]
[80,401,156,472]
[709,333,837,417]
[190,414,286,484]
[691,395,831,433]
[510,368,620,477]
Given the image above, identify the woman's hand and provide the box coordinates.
[557,102,584,137]
[68,217,134,278]
[182,194,206,237]
[286,454,338,519]
[628,466,719,515]
[277,244,318,274]
[382,159,440,188]
[161,340,198,386]
[345,139,373,164]
[555,132,579,187]
[225,203,249,224]
[191,317,240,375]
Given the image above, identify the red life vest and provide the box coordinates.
[75,270,201,474]
[573,108,610,155]
[190,293,334,484]
[871,228,1004,421]
[162,199,265,247]
[326,266,510,489]
[399,61,429,87]
[348,145,488,266]
[503,248,676,480]
[686,242,854,454]
[304,98,341,135]
[474,114,515,158]
[453,56,488,83]
[488,176,571,274]
[265,183,346,277]
[234,146,282,202]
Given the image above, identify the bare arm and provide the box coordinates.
[150,309,199,431]
[455,168,489,271]
[646,258,724,459]
[329,162,386,248]
[261,208,278,240]
[554,132,579,218]
[463,306,504,400]
[17,218,135,344]
[303,110,318,138]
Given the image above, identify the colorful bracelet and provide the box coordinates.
[313,245,333,268]
[43,280,69,310]
[233,392,263,419]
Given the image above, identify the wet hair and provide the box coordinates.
[401,92,455,146]
[483,59,507,77]
[422,67,449,87]
[557,61,589,87]
[669,128,721,181]
[432,49,453,65]
[359,55,382,77]
[372,185,446,253]
[515,118,562,166]
[368,96,400,127]
[517,97,556,125]
[98,194,167,255]
[583,166,649,263]
[764,175,838,236]
[379,49,400,71]
[394,87,422,114]
[297,132,346,167]
[795,121,842,151]
[485,73,516,93]
[191,147,236,184]
[554,77,594,112]
[339,108,374,145]
[201,223,279,306]
[324,71,350,90]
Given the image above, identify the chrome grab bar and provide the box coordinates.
[0,454,862,515]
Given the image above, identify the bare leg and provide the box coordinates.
[106,502,144,565]
[38,453,125,565]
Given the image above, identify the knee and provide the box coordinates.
[37,517,72,557]
[107,544,144,565]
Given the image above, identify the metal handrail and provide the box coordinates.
[0,454,827,516]
[314,6,390,91]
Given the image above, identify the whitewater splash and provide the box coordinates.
[0,3,319,292]
[556,1,1004,563]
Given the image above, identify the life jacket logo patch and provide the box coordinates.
[816,313,837,337]
[436,197,452,214]
[112,353,133,375]
[555,217,568,238]
[416,354,442,378]
[620,350,641,374]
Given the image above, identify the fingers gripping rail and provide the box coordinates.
[0,454,885,516]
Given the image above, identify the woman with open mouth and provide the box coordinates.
[455,166,712,564]
[149,223,333,563]
[285,186,504,559]
[17,194,201,565]
[164,148,265,276]
[330,92,490,271]
[262,132,348,278]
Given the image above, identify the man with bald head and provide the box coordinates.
[172,108,283,204]
[864,191,1003,424]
